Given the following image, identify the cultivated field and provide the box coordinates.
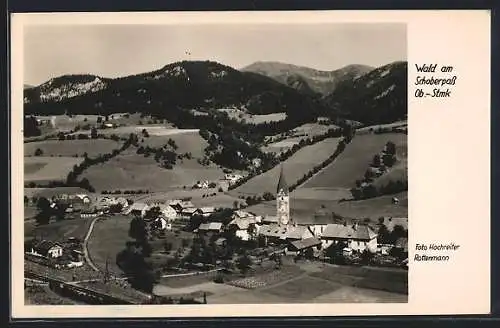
[217,108,287,124]
[202,262,407,304]
[302,133,407,189]
[80,151,225,192]
[74,125,199,138]
[24,139,122,158]
[139,131,208,158]
[262,123,339,153]
[24,156,85,183]
[233,138,340,196]
[24,217,94,242]
[86,215,133,275]
[134,190,244,210]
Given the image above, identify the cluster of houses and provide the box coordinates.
[25,238,85,268]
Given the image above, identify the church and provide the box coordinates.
[258,165,315,244]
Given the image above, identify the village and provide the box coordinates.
[25,165,408,304]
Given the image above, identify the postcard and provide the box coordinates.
[10,10,490,318]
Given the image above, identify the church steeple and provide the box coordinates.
[277,164,288,195]
[276,164,290,226]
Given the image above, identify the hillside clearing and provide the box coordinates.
[302,133,407,189]
[232,138,340,196]
[80,152,225,192]
[24,139,122,157]
[138,131,208,158]
[24,156,85,183]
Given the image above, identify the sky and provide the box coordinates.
[24,23,406,86]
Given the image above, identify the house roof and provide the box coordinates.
[158,204,176,212]
[182,207,198,214]
[33,240,63,254]
[263,215,279,223]
[129,202,149,211]
[233,210,253,219]
[295,214,334,226]
[229,217,256,230]
[197,207,215,214]
[198,222,223,231]
[259,224,310,240]
[290,237,321,251]
[322,223,377,241]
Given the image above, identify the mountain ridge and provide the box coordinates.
[241,61,374,96]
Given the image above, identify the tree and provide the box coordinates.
[109,203,123,214]
[372,154,381,167]
[377,224,391,244]
[236,253,252,274]
[35,197,52,225]
[385,141,396,155]
[90,127,98,139]
[144,206,161,221]
[129,217,148,242]
[34,148,43,156]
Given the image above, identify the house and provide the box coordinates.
[228,216,258,241]
[171,201,195,213]
[28,240,64,258]
[294,215,332,237]
[198,222,223,233]
[104,123,115,128]
[288,237,322,255]
[152,217,171,231]
[193,180,210,189]
[259,224,314,244]
[157,204,178,220]
[321,223,378,253]
[195,207,215,218]
[181,207,198,218]
[124,202,150,217]
[224,173,243,185]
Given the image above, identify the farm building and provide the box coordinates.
[321,223,378,253]
[198,222,223,233]
[152,217,171,231]
[288,237,322,255]
[27,240,64,258]
[294,215,333,237]
[124,202,150,217]
[227,216,258,241]
[171,201,195,213]
[195,207,216,218]
[157,204,178,219]
[181,207,198,218]
[259,224,314,244]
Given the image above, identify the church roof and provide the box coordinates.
[276,165,288,194]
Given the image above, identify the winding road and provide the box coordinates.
[82,217,101,272]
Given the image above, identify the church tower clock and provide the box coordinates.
[276,165,290,225]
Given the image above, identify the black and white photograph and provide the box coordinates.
[21,21,408,306]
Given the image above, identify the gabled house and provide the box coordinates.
[195,207,215,218]
[288,237,322,255]
[198,222,223,233]
[158,204,178,220]
[152,217,171,231]
[124,202,150,217]
[27,240,64,258]
[321,223,378,253]
[171,201,195,213]
[227,216,258,241]
[259,224,314,244]
[181,207,198,218]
